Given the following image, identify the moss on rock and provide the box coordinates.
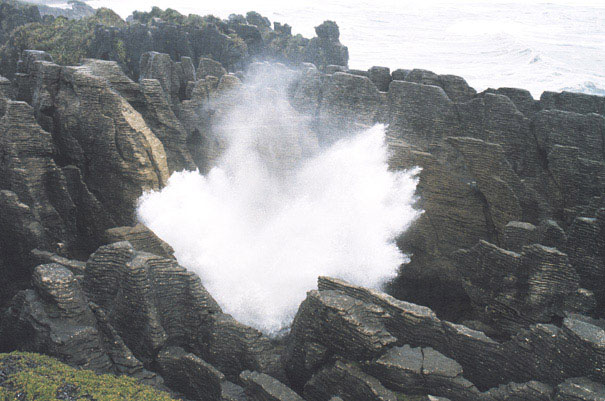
[0,352,176,401]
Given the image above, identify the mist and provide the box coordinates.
[137,64,421,335]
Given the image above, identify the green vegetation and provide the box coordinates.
[131,6,218,29]
[4,7,124,66]
[0,352,177,401]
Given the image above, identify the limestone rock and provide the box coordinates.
[157,346,225,401]
[240,370,303,401]
[1,265,113,373]
[503,221,538,252]
[287,277,605,390]
[83,242,219,363]
[285,288,397,388]
[368,345,481,401]
[318,72,383,141]
[0,75,13,99]
[492,87,540,117]
[15,50,53,103]
[139,77,197,172]
[304,359,397,401]
[290,65,323,116]
[447,137,530,239]
[104,224,175,258]
[541,91,605,116]
[326,65,347,74]
[368,66,391,92]
[438,74,476,103]
[198,57,227,80]
[567,212,605,308]
[405,69,441,87]
[47,61,170,225]
[303,21,349,70]
[388,81,457,148]
[555,377,605,400]
[205,313,284,382]
[456,93,537,178]
[455,241,586,335]
[391,69,410,81]
[533,110,604,163]
[484,381,553,401]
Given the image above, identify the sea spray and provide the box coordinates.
[137,65,421,334]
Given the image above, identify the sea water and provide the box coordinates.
[84,0,605,98]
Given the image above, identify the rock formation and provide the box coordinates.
[0,4,604,400]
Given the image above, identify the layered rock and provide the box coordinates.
[1,242,285,398]
[285,277,605,399]
[302,21,348,70]
[26,58,170,226]
[0,263,158,384]
[103,223,175,258]
[455,240,593,336]
[0,12,605,400]
[0,98,78,304]
[290,62,604,324]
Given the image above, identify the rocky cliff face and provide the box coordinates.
[0,4,349,82]
[290,66,605,326]
[0,8,604,400]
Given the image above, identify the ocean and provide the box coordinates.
[81,0,605,98]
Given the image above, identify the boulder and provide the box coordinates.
[303,21,349,70]
[157,346,225,401]
[240,370,304,401]
[304,359,397,401]
[368,345,481,400]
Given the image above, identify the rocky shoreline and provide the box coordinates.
[1,3,605,401]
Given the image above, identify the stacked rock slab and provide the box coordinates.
[0,97,80,305]
[1,242,286,400]
[284,276,605,400]
[289,64,605,324]
[0,263,160,386]
[454,240,593,336]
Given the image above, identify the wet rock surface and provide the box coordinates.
[0,6,604,400]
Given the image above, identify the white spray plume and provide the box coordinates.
[137,64,421,335]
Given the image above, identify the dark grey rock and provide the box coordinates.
[503,221,538,252]
[240,370,304,401]
[318,72,383,141]
[555,377,605,400]
[455,241,586,336]
[368,345,481,401]
[304,359,397,401]
[368,66,391,92]
[157,346,225,401]
[198,57,228,80]
[541,91,605,116]
[533,110,604,164]
[438,74,476,103]
[388,81,457,148]
[325,65,347,74]
[303,21,349,70]
[493,87,540,117]
[391,69,410,81]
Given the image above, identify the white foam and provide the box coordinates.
[137,67,421,334]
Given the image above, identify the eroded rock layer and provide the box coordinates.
[0,6,604,400]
